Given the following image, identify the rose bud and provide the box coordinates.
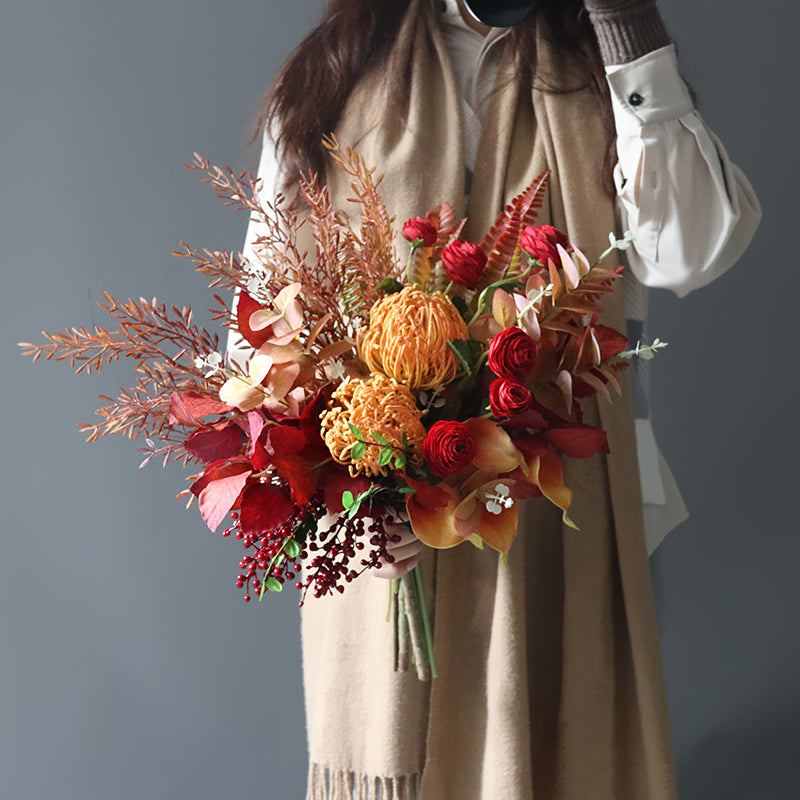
[487,326,537,380]
[423,420,476,478]
[440,240,487,289]
[402,217,438,247]
[520,224,569,266]
[489,378,533,418]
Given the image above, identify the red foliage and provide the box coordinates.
[190,458,252,531]
[169,391,233,427]
[184,424,243,463]
[239,483,296,536]
[236,291,272,349]
[544,426,609,458]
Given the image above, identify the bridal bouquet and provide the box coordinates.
[20,135,660,678]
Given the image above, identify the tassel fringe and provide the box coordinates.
[306,763,420,800]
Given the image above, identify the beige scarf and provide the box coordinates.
[300,2,679,798]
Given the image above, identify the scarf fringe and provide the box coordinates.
[306,764,419,800]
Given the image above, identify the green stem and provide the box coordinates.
[396,582,409,673]
[258,535,292,600]
[405,241,421,283]
[468,266,534,327]
[412,563,438,679]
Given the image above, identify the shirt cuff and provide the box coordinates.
[605,44,695,131]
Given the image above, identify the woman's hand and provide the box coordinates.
[371,515,423,580]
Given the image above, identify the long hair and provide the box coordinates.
[250,0,616,194]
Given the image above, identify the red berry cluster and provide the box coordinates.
[297,513,397,604]
[222,497,398,604]
[223,505,312,603]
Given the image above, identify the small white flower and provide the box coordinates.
[483,484,515,515]
[195,351,223,377]
[325,359,346,381]
[608,230,635,251]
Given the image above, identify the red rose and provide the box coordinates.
[423,420,476,478]
[489,379,533,418]
[440,240,487,289]
[520,224,569,266]
[487,326,537,380]
[403,217,438,246]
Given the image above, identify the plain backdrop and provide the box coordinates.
[2,1,797,798]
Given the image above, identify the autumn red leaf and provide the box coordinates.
[501,407,550,430]
[190,458,252,531]
[236,290,272,349]
[169,391,233,427]
[593,324,629,360]
[264,424,307,456]
[239,482,296,536]
[184,425,243,463]
[544,426,609,458]
[323,471,373,514]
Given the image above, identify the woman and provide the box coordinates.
[237,1,760,797]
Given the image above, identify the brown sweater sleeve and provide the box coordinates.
[583,0,672,65]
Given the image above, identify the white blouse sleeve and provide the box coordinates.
[226,129,283,369]
[606,45,762,299]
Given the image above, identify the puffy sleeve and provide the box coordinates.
[606,44,762,298]
[226,128,283,369]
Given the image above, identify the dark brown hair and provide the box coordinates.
[249,0,616,194]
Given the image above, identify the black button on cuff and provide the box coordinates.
[628,92,644,107]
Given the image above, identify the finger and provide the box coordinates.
[383,524,420,548]
[386,539,423,562]
[371,554,420,581]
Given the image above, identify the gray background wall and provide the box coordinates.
[1,1,796,798]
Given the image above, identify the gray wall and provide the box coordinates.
[2,1,797,798]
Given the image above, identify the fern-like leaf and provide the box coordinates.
[476,170,551,291]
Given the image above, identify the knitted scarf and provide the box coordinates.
[300,2,679,797]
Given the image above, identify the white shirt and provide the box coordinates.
[236,6,762,556]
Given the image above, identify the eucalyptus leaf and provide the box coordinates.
[285,539,302,559]
[351,442,367,460]
[342,490,355,509]
[378,447,393,466]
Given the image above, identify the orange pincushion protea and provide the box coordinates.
[320,374,426,477]
[357,286,469,390]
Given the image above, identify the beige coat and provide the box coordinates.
[300,2,680,798]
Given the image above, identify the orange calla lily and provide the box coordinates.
[463,417,525,475]
[404,478,466,549]
[529,448,577,529]
[453,479,520,556]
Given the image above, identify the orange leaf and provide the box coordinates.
[531,450,577,528]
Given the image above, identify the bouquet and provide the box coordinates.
[20,135,663,679]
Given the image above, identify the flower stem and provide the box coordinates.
[399,574,429,681]
[411,563,438,679]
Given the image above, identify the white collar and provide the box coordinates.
[435,0,512,49]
